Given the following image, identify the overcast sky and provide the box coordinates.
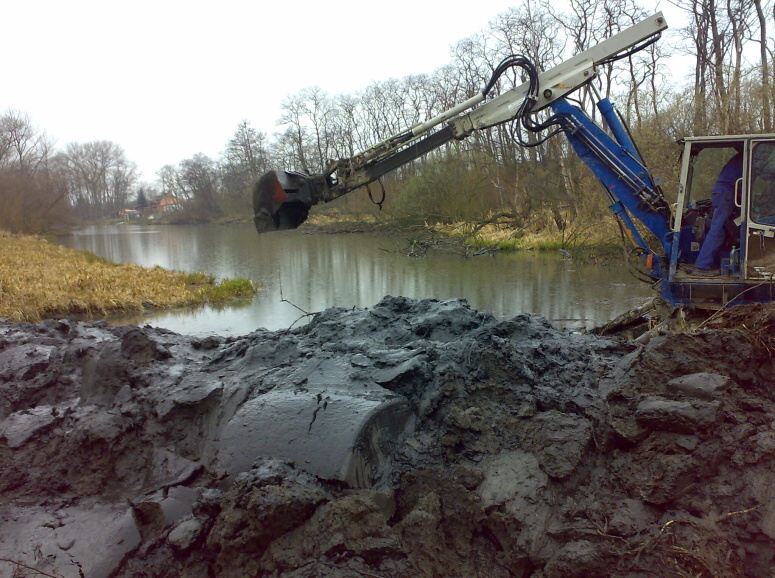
[4,1,688,181]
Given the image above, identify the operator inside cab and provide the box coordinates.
[686,148,744,277]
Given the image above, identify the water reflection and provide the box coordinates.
[60,224,653,336]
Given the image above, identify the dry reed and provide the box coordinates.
[0,231,256,322]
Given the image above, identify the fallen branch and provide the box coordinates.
[718,505,759,522]
[461,211,525,240]
[279,278,318,331]
[0,558,64,578]
[693,282,767,331]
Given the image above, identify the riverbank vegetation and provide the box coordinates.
[303,206,623,253]
[1,0,772,250]
[0,231,256,322]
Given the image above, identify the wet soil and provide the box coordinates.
[2,297,775,577]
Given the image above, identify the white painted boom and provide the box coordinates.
[451,12,667,137]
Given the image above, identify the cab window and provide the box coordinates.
[750,141,775,226]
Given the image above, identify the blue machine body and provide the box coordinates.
[551,98,670,281]
[550,97,775,308]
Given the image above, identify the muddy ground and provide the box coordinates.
[1,296,775,577]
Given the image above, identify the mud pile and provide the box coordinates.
[2,297,775,577]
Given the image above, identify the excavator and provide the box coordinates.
[253,12,775,308]
[234,13,775,489]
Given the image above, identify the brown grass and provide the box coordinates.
[432,212,622,251]
[0,231,256,322]
[307,208,622,251]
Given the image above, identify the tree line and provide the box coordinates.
[1,0,773,234]
[0,111,137,232]
[0,113,271,232]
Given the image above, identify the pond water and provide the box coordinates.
[59,223,654,336]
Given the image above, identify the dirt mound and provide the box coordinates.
[2,297,775,577]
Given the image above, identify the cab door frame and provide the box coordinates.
[744,139,775,280]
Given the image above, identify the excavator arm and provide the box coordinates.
[254,12,670,275]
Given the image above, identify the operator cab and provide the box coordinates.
[669,134,775,306]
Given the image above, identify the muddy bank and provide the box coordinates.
[1,297,775,577]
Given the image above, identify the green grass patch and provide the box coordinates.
[202,277,256,302]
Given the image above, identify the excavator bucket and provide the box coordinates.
[253,170,316,233]
[212,385,415,488]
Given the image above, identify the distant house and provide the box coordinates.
[157,194,181,213]
[118,208,140,219]
[142,194,181,217]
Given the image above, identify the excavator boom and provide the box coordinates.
[253,12,667,234]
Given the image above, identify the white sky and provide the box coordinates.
[3,0,690,180]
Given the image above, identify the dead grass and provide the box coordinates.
[307,209,622,251]
[0,230,256,322]
[432,213,622,251]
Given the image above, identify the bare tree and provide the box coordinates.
[225,120,267,180]
[753,0,772,131]
[0,111,50,172]
[280,94,311,172]
[0,111,71,232]
[725,0,754,132]
[158,164,183,199]
[300,87,334,173]
[221,121,269,210]
[61,141,137,219]
[177,154,221,217]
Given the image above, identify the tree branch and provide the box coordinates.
[0,558,64,578]
[278,277,318,331]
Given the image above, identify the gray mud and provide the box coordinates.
[2,297,775,577]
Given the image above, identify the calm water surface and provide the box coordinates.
[59,224,653,336]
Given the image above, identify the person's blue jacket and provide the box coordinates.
[695,153,744,270]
